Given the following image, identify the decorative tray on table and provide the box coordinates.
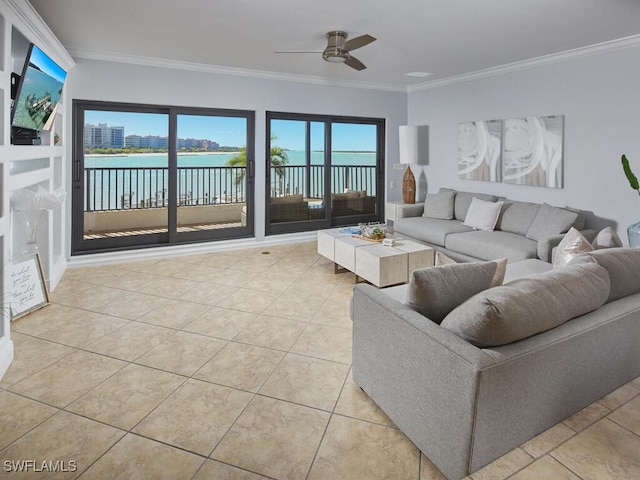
[354,222,388,242]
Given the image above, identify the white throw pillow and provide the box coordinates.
[462,197,504,231]
[553,227,594,269]
[592,227,623,249]
[435,251,506,287]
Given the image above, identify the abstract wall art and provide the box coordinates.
[457,120,503,182]
[502,115,564,188]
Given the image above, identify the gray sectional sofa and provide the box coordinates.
[393,188,596,263]
[351,247,640,479]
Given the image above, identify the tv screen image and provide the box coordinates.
[12,44,67,132]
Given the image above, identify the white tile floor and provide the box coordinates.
[1,240,639,479]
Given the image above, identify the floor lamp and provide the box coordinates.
[399,125,418,204]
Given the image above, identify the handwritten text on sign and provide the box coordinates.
[9,256,47,317]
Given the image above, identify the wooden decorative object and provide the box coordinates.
[402,165,416,204]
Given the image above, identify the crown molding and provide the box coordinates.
[66,47,406,93]
[4,0,76,71]
[408,34,640,93]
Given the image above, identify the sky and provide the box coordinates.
[29,45,67,84]
[84,111,377,151]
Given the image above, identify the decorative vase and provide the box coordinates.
[16,209,45,256]
[628,221,640,247]
[402,165,416,204]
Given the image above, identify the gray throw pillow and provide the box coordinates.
[592,227,623,249]
[406,261,497,324]
[422,190,455,219]
[441,263,611,347]
[569,247,640,302]
[435,252,507,287]
[495,201,541,235]
[525,203,579,241]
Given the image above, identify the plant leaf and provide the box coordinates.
[622,154,640,191]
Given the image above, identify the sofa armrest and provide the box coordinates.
[351,284,495,479]
[396,203,424,219]
[536,229,598,262]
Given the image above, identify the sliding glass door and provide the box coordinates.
[174,112,253,243]
[266,112,384,234]
[72,101,254,254]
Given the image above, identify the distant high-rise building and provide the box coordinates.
[88,123,218,150]
[84,123,124,148]
[110,126,124,148]
[125,134,142,148]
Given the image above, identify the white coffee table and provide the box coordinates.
[317,228,434,287]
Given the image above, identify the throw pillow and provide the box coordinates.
[525,203,579,241]
[452,190,499,221]
[462,197,504,231]
[434,251,456,266]
[552,227,594,269]
[569,247,640,302]
[495,201,541,236]
[435,251,506,287]
[592,227,623,249]
[422,190,455,219]
[441,263,611,347]
[406,261,498,324]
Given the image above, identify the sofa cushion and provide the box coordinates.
[503,259,553,283]
[592,227,623,249]
[462,198,504,231]
[552,227,594,269]
[495,201,540,236]
[449,190,499,221]
[422,190,456,219]
[394,217,472,246]
[435,251,507,287]
[441,263,611,347]
[563,207,587,231]
[525,203,579,241]
[568,247,640,302]
[406,261,498,324]
[445,230,538,262]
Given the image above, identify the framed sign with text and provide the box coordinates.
[8,253,51,320]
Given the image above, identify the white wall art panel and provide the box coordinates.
[502,115,564,188]
[457,120,502,182]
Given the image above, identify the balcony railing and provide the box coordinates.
[85,164,377,212]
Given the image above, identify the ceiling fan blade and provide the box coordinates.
[344,55,366,71]
[274,50,323,54]
[344,34,376,51]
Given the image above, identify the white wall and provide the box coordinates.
[408,45,640,242]
[66,59,407,253]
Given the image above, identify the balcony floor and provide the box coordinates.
[84,221,242,240]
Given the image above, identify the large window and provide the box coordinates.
[72,101,254,254]
[266,112,384,234]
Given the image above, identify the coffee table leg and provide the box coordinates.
[334,263,348,274]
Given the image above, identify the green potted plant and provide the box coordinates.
[622,154,640,247]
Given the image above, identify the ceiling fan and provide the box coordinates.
[275,30,376,71]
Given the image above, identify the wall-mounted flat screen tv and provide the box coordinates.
[11,43,67,132]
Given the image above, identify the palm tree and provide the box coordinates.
[226,135,289,186]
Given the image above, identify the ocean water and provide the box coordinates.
[84,151,376,210]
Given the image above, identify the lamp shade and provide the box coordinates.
[399,125,419,165]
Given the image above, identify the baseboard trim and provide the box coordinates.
[0,336,15,382]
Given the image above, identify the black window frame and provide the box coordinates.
[72,99,255,255]
[265,111,385,235]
